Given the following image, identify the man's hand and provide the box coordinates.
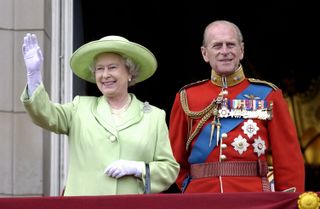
[22,33,43,95]
[105,160,143,179]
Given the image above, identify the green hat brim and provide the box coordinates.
[70,37,157,83]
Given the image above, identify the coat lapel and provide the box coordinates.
[91,94,143,134]
[116,94,143,131]
[91,96,118,137]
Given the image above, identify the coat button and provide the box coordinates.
[109,135,117,142]
[220,154,227,161]
[221,144,227,149]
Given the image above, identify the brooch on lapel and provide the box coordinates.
[143,102,152,113]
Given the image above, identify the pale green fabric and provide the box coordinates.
[21,83,179,196]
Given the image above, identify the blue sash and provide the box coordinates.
[188,84,272,164]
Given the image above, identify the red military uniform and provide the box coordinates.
[169,66,305,193]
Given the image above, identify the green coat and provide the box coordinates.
[21,83,179,196]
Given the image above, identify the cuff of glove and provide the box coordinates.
[27,72,42,96]
[134,162,145,178]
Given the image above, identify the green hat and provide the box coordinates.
[70,35,158,83]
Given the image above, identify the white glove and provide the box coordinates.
[105,160,143,179]
[22,33,43,96]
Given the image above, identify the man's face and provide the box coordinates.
[201,23,244,76]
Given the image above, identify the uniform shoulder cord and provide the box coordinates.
[180,89,219,151]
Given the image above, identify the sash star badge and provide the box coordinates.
[231,135,250,155]
[241,119,259,138]
[252,136,266,157]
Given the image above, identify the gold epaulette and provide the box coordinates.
[248,78,278,90]
[179,79,209,92]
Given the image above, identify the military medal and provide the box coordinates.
[217,98,272,120]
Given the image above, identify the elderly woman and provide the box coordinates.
[20,34,179,196]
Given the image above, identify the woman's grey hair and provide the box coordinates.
[89,53,139,86]
[202,20,244,46]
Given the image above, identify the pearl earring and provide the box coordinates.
[128,78,132,82]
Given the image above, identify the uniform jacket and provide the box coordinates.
[21,83,179,196]
[169,68,305,193]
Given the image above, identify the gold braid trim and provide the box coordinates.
[180,89,217,150]
[180,89,216,118]
[185,110,214,150]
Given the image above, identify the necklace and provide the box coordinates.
[110,95,132,115]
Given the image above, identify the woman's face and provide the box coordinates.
[94,52,131,98]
